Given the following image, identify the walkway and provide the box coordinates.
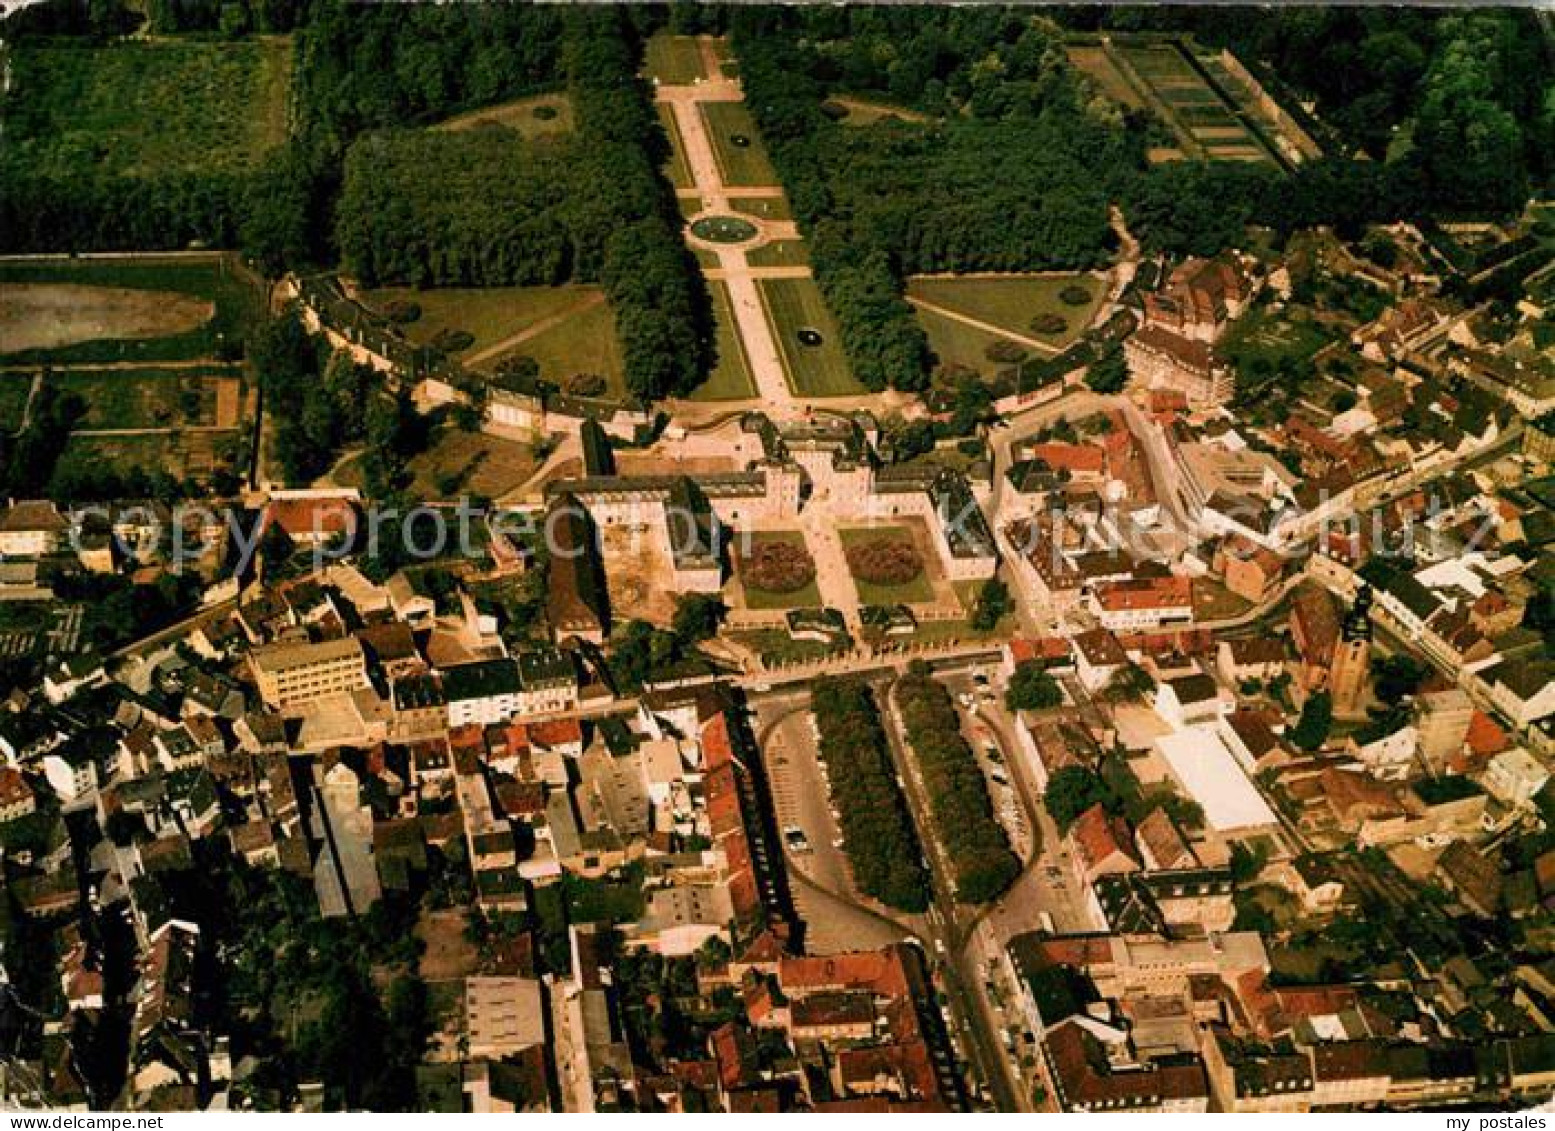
[463,291,606,366]
[905,294,1063,358]
[655,39,812,418]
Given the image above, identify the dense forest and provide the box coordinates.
[1,2,1548,396]
[895,669,1020,905]
[323,5,710,401]
[810,677,931,913]
[730,5,1552,388]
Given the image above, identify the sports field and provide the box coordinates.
[689,281,757,401]
[758,278,864,398]
[699,102,779,188]
[3,38,291,179]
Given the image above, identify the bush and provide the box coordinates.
[532,104,559,121]
[1029,312,1068,335]
[431,328,474,353]
[985,339,1027,365]
[382,299,421,324]
[566,372,607,398]
[741,539,816,593]
[812,678,930,912]
[896,670,1019,904]
[1059,284,1092,306]
[845,537,922,586]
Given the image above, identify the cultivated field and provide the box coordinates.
[699,102,780,187]
[3,37,291,179]
[1111,40,1277,165]
[63,430,242,482]
[758,277,864,398]
[435,92,574,141]
[48,367,239,430]
[1065,45,1147,111]
[643,34,707,85]
[689,281,757,401]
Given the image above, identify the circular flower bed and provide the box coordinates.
[690,215,759,244]
[845,537,923,586]
[431,328,474,353]
[742,539,816,593]
[1059,284,1093,306]
[1030,312,1068,335]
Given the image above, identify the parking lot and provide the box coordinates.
[756,697,916,952]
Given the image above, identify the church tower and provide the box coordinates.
[1330,586,1374,718]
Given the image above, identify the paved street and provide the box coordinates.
[753,696,921,954]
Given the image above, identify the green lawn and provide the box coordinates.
[758,277,865,398]
[48,367,233,430]
[360,284,604,360]
[656,104,695,191]
[3,37,291,179]
[745,241,810,268]
[824,94,932,127]
[728,195,792,223]
[338,427,539,500]
[689,281,757,401]
[0,255,263,365]
[840,527,935,606]
[486,300,626,400]
[0,375,34,433]
[907,274,1103,349]
[699,102,779,187]
[915,307,1022,381]
[729,629,840,665]
[737,531,821,610]
[643,34,707,85]
[435,92,574,141]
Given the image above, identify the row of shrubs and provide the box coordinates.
[810,678,931,913]
[895,668,1020,904]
